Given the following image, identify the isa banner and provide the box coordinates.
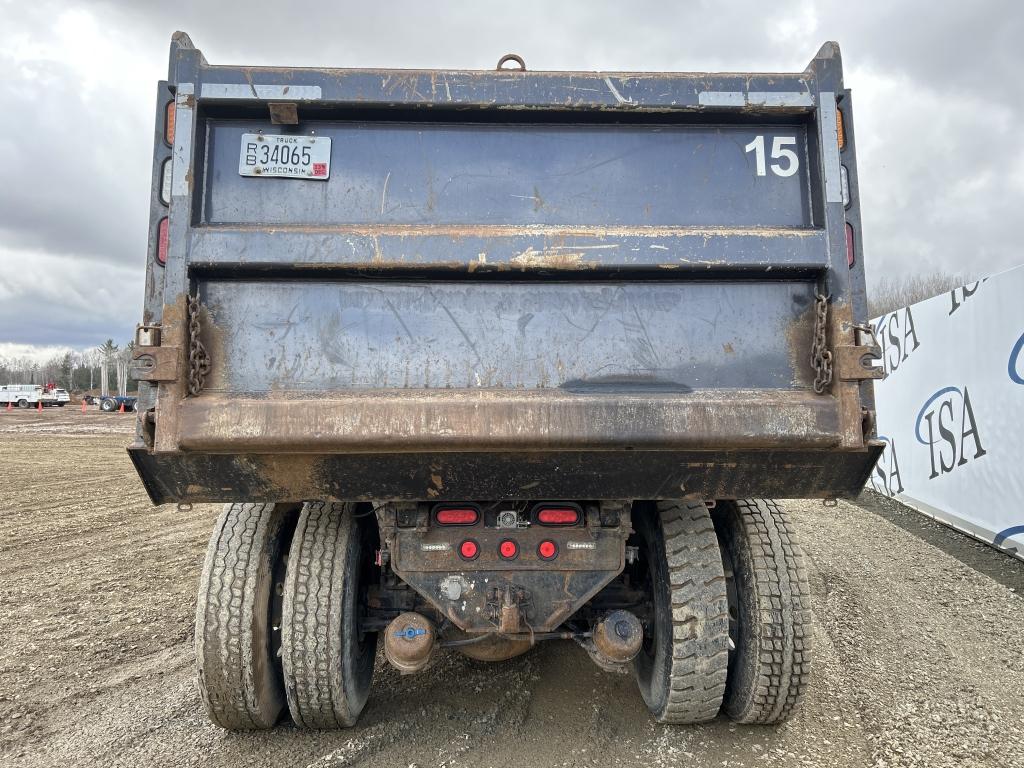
[868,265,1024,560]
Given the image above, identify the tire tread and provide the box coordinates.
[195,502,285,730]
[720,499,811,724]
[282,501,373,728]
[655,501,730,724]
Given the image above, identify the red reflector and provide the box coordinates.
[499,540,518,559]
[459,540,479,560]
[537,507,579,525]
[538,540,557,560]
[846,222,855,268]
[436,508,479,525]
[157,217,169,266]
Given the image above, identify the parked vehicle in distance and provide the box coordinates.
[0,384,43,408]
[42,387,70,407]
[129,34,883,732]
[1,384,72,408]
[100,395,138,412]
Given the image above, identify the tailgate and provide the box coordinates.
[129,35,882,503]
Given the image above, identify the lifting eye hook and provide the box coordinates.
[496,53,526,72]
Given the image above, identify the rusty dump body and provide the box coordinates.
[129,33,883,507]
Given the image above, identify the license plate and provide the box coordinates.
[238,134,331,180]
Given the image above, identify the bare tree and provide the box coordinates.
[83,349,98,391]
[98,339,118,397]
[116,341,135,397]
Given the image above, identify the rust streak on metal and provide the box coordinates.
[173,389,842,453]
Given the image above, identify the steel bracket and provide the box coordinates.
[130,346,182,382]
[835,344,884,381]
[268,102,299,124]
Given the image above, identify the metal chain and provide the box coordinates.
[187,294,211,397]
[811,293,833,394]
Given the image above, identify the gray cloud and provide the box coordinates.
[2,0,1022,349]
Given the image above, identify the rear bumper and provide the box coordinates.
[128,445,881,505]
[131,389,880,504]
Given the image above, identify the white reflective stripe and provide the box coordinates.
[818,92,844,204]
[171,83,194,199]
[698,91,745,107]
[201,83,322,100]
[699,91,813,108]
[747,91,814,107]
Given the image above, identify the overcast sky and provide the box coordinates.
[1,0,1022,360]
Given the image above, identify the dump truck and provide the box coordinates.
[128,32,883,730]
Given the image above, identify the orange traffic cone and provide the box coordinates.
[37,400,42,412]
[81,399,87,413]
[5,400,11,412]
[118,402,125,413]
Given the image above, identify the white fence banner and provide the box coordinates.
[868,265,1024,560]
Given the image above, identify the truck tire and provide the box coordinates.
[713,499,811,724]
[17,399,28,409]
[633,501,730,724]
[281,502,378,728]
[100,398,114,412]
[195,502,298,730]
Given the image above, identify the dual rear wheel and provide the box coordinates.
[632,499,812,724]
[195,501,376,730]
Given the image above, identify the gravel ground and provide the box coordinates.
[2,408,1023,767]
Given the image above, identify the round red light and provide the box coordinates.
[538,540,557,560]
[499,540,518,559]
[459,539,479,560]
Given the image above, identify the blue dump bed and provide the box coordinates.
[129,33,883,504]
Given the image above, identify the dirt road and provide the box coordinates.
[2,408,1023,767]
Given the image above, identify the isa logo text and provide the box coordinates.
[914,386,987,480]
[875,307,921,375]
[869,435,904,497]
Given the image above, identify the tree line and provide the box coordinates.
[0,339,137,396]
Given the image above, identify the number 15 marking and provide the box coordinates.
[744,135,799,177]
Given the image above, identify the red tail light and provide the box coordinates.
[458,539,479,560]
[846,222,855,268]
[436,507,479,525]
[157,217,169,266]
[537,507,580,525]
[498,540,518,560]
[538,540,558,560]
